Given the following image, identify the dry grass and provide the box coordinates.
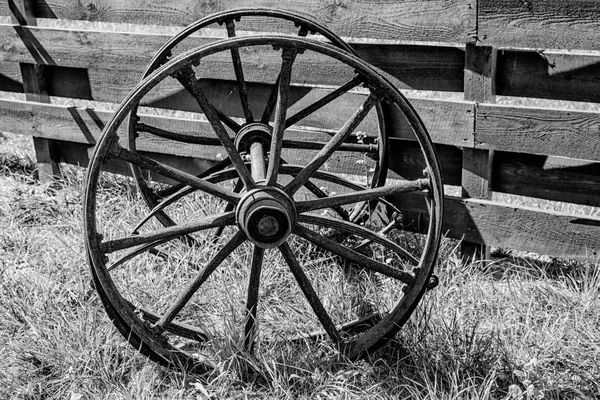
[1,132,599,399]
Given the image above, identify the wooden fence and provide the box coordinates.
[1,0,599,261]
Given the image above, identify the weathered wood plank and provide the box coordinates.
[493,152,600,207]
[0,0,476,43]
[10,0,61,181]
[475,103,600,162]
[478,0,600,51]
[0,24,465,91]
[463,43,495,198]
[392,193,600,262]
[0,97,377,176]
[497,49,600,103]
[462,43,496,259]
[383,97,475,146]
[388,139,462,186]
[0,60,23,92]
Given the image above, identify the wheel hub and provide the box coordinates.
[236,186,296,249]
[234,123,272,153]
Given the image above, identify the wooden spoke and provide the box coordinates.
[294,224,415,284]
[284,93,379,195]
[124,300,209,342]
[283,312,383,344]
[225,20,253,123]
[112,145,239,204]
[99,212,235,254]
[155,231,246,329]
[108,238,204,273]
[298,213,419,265]
[278,156,349,220]
[296,178,429,214]
[266,47,297,186]
[131,187,196,235]
[154,157,232,199]
[260,75,280,124]
[244,246,264,352]
[136,122,221,146]
[108,239,167,271]
[175,65,255,190]
[279,242,342,346]
[285,76,363,128]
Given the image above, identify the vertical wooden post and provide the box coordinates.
[462,43,496,259]
[10,0,61,181]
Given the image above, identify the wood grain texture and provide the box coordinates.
[388,139,462,185]
[0,24,465,91]
[0,97,377,176]
[10,0,61,181]
[1,0,476,43]
[0,60,24,92]
[493,151,600,207]
[478,0,600,51]
[383,97,475,147]
[392,193,600,262]
[462,43,496,258]
[497,49,600,103]
[475,103,600,161]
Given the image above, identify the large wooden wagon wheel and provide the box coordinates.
[84,34,443,373]
[126,8,389,233]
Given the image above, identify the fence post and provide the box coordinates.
[9,0,61,181]
[462,43,496,259]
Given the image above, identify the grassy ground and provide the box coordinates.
[1,132,599,399]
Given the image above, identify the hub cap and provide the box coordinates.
[236,186,296,248]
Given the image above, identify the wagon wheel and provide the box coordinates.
[126,8,389,235]
[84,35,443,373]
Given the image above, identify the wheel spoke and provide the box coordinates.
[284,93,379,195]
[285,75,363,128]
[124,299,209,342]
[294,224,415,284]
[266,47,297,186]
[111,144,239,204]
[136,122,221,146]
[244,246,264,352]
[279,242,342,346]
[175,65,255,190]
[225,20,253,123]
[154,157,232,199]
[155,231,246,329]
[131,187,196,235]
[298,213,419,265]
[108,238,204,273]
[108,239,167,271]
[296,178,429,214]
[99,212,235,254]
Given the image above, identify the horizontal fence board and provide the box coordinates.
[476,103,600,161]
[0,0,476,43]
[0,97,381,176]
[384,98,475,147]
[0,24,465,92]
[492,151,600,207]
[497,49,600,103]
[393,193,600,262]
[494,152,600,207]
[388,139,462,186]
[479,0,600,51]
